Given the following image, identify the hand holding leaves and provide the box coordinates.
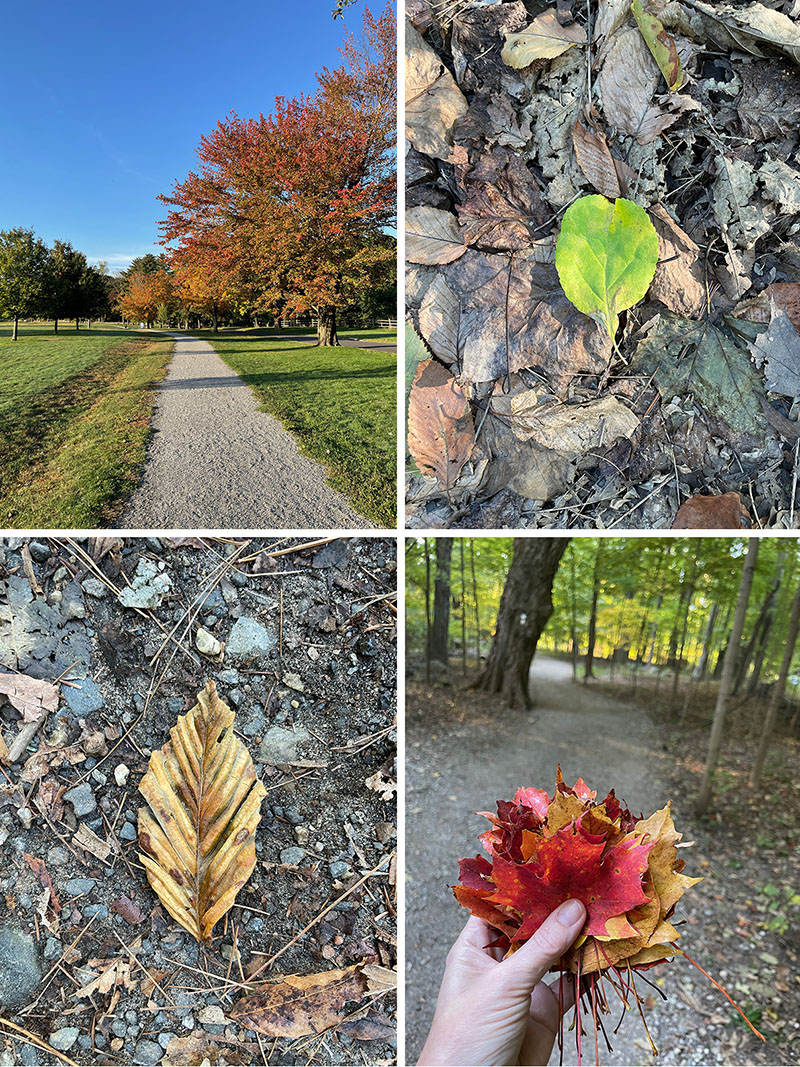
[555,195,659,344]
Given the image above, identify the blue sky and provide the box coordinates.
[0,0,376,273]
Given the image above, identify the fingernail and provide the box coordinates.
[556,898,585,926]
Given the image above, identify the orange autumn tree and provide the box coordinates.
[119,270,174,328]
[158,3,396,346]
[172,257,238,334]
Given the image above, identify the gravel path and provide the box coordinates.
[120,333,370,529]
[406,657,702,1066]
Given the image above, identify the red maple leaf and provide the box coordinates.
[489,822,654,940]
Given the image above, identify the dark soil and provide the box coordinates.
[0,535,397,1066]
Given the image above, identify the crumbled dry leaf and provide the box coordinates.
[406,206,467,266]
[362,964,398,993]
[712,154,772,250]
[365,769,398,802]
[649,204,707,319]
[765,283,800,333]
[230,965,368,1038]
[138,682,265,943]
[0,673,58,723]
[407,360,474,491]
[74,823,113,861]
[510,395,640,455]
[406,22,468,163]
[748,305,800,398]
[162,1035,246,1066]
[672,493,751,529]
[74,958,137,1000]
[456,146,548,251]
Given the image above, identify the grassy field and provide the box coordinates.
[196,330,397,526]
[0,324,172,528]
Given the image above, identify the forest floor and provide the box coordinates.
[405,0,800,529]
[0,535,397,1066]
[405,655,799,1066]
[120,333,373,530]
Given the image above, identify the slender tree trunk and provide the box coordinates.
[673,561,698,695]
[75,317,79,331]
[695,540,759,815]
[470,539,480,667]
[211,305,219,334]
[734,549,786,694]
[317,305,339,346]
[54,318,58,334]
[474,539,569,709]
[424,539,432,685]
[12,314,18,341]
[749,582,800,790]
[584,543,603,680]
[459,540,467,675]
[694,603,719,680]
[569,546,579,681]
[429,539,452,666]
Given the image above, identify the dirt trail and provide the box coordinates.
[120,332,370,529]
[406,656,715,1066]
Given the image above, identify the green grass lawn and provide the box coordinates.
[0,324,172,528]
[195,331,397,526]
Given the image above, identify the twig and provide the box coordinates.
[0,1017,79,1067]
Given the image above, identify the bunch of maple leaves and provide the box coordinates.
[454,768,763,1062]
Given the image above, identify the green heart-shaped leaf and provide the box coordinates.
[555,194,659,343]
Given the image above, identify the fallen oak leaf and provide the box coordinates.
[137,681,266,943]
[407,360,474,492]
[230,965,368,1038]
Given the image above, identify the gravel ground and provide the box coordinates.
[406,656,790,1066]
[120,333,370,530]
[0,535,396,1065]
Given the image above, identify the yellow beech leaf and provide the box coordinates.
[138,682,265,943]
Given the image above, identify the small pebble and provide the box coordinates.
[83,904,109,920]
[64,782,96,817]
[119,821,137,841]
[16,807,34,829]
[133,1040,163,1065]
[111,1020,126,1038]
[329,860,352,879]
[49,1028,79,1052]
[280,846,306,866]
[114,764,130,787]
[28,541,50,563]
[66,878,96,896]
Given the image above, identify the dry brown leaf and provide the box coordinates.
[74,958,137,999]
[672,493,751,529]
[362,964,398,993]
[406,22,468,163]
[483,415,574,502]
[649,204,707,319]
[162,1035,247,1066]
[74,823,113,861]
[509,394,640,454]
[406,206,467,265]
[597,28,698,144]
[456,145,549,251]
[502,8,586,67]
[765,282,800,333]
[138,681,266,943]
[417,274,460,364]
[0,730,7,764]
[407,360,474,491]
[0,673,58,723]
[571,122,621,199]
[230,965,368,1038]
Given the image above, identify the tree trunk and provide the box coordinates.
[694,603,719,680]
[749,581,800,790]
[734,549,786,694]
[569,546,579,681]
[317,305,339,346]
[459,540,467,675]
[75,317,79,331]
[429,539,452,666]
[424,539,432,685]
[211,306,219,334]
[474,539,569,709]
[12,314,18,341]
[470,539,480,667]
[54,318,58,334]
[672,560,698,695]
[695,540,759,815]
[584,543,604,679]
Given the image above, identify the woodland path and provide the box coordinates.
[119,332,370,529]
[406,657,735,1067]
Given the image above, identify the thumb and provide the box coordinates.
[496,899,587,993]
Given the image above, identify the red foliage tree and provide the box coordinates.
[158,3,396,345]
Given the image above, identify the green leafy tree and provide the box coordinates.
[45,240,87,333]
[0,228,49,340]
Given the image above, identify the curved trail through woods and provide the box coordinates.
[406,656,709,1066]
[120,332,370,529]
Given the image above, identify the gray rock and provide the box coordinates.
[280,846,306,866]
[61,582,86,621]
[181,1015,194,1030]
[158,1031,177,1049]
[44,937,61,961]
[257,725,309,764]
[66,878,96,896]
[329,860,353,879]
[218,668,239,685]
[19,1046,39,1066]
[82,577,107,599]
[48,1027,79,1052]
[118,559,173,610]
[226,617,276,658]
[28,542,50,563]
[120,821,137,841]
[230,571,248,588]
[65,678,104,716]
[46,846,70,867]
[0,926,41,1007]
[64,782,96,817]
[83,904,108,920]
[133,1040,163,1065]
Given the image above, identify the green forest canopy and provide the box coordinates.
[406,537,800,693]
